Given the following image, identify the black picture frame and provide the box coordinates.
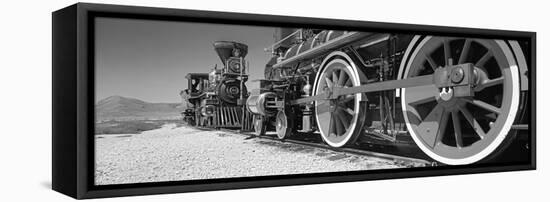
[52,3,536,199]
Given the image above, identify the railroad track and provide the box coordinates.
[208,127,437,167]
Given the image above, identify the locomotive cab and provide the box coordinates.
[184,73,209,97]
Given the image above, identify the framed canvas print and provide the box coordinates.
[52,3,536,199]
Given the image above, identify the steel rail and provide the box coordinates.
[214,128,433,166]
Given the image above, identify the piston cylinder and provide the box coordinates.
[246,92,278,117]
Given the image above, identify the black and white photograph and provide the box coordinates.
[93,16,532,185]
[3,0,550,201]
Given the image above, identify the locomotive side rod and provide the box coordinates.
[291,74,434,105]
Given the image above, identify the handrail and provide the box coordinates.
[273,32,371,68]
[264,29,303,54]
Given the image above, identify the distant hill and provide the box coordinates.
[96,96,182,121]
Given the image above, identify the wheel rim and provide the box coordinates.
[401,36,520,165]
[275,111,289,139]
[254,116,265,136]
[314,55,366,147]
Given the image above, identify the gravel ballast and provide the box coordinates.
[95,124,407,185]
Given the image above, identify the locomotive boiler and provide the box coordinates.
[180,41,253,130]
[246,29,530,165]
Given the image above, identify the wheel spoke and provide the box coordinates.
[337,109,351,129]
[337,71,348,86]
[432,111,449,148]
[475,77,504,91]
[458,105,486,139]
[415,104,446,147]
[475,51,493,68]
[334,112,344,136]
[329,113,336,136]
[332,71,339,85]
[469,99,501,114]
[443,39,452,66]
[451,111,464,148]
[425,54,438,71]
[325,76,333,89]
[345,77,353,86]
[458,39,471,64]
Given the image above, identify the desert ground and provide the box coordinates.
[95,123,410,185]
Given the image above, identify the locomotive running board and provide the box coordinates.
[273,31,373,68]
[291,74,434,105]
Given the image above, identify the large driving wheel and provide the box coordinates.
[401,36,521,165]
[314,52,368,147]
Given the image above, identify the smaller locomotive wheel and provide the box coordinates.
[275,110,293,139]
[314,53,368,148]
[253,115,266,136]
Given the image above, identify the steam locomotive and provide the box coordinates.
[180,41,253,130]
[181,29,530,165]
[245,29,530,165]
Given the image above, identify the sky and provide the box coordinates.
[95,17,276,103]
